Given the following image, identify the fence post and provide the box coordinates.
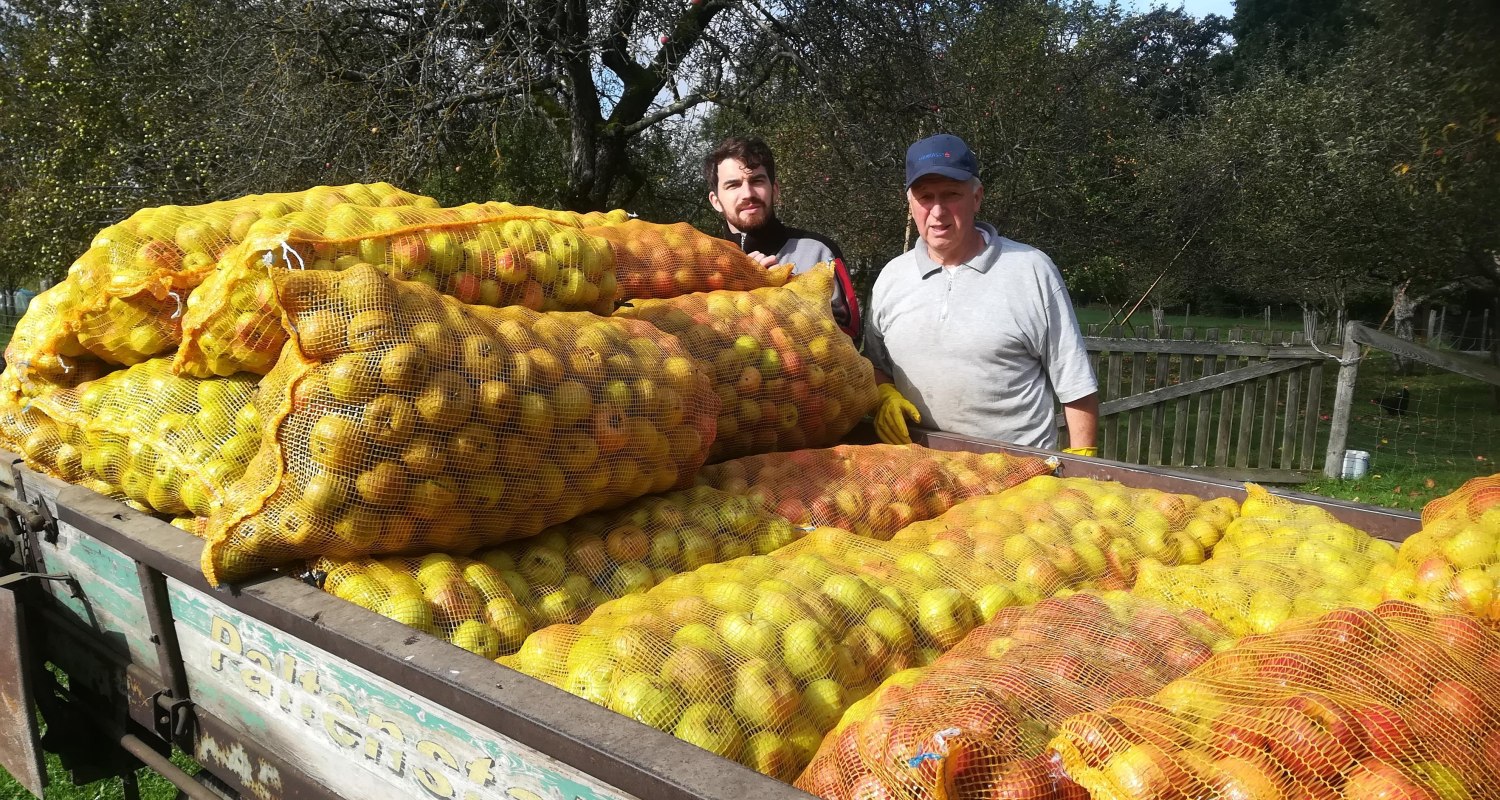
[1323,322,1363,478]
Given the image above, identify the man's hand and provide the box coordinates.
[747,251,778,268]
[874,384,920,445]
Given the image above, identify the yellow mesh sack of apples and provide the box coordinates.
[795,592,1231,800]
[1379,474,1500,625]
[2,282,105,383]
[615,267,878,461]
[314,486,807,656]
[23,359,259,517]
[588,219,792,300]
[883,476,1235,607]
[1132,485,1396,636]
[0,364,115,482]
[201,263,719,585]
[1051,601,1500,800]
[500,526,1014,781]
[696,444,1055,540]
[176,207,627,377]
[33,184,440,371]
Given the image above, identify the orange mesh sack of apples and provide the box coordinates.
[0,363,112,483]
[499,525,1036,781]
[175,205,631,377]
[200,263,719,585]
[614,267,878,461]
[695,444,1055,539]
[1051,601,1500,800]
[883,476,1237,607]
[1132,484,1396,636]
[22,359,259,517]
[315,486,807,657]
[587,219,792,300]
[795,592,1232,800]
[1379,474,1500,625]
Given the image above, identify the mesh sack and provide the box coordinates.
[591,219,793,300]
[314,486,807,656]
[176,206,628,377]
[1051,601,1500,800]
[884,475,1235,604]
[696,444,1056,540]
[796,592,1232,800]
[0,364,116,482]
[615,267,878,461]
[201,263,719,585]
[1133,484,1396,636]
[60,184,439,369]
[1380,474,1500,625]
[499,526,1011,781]
[23,359,260,517]
[2,282,103,382]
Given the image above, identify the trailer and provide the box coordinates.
[0,429,1422,800]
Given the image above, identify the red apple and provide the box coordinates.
[1351,703,1419,761]
[1428,680,1489,730]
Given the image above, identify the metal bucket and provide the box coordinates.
[1341,449,1371,480]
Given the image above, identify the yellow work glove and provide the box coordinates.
[1063,446,1098,458]
[874,383,920,445]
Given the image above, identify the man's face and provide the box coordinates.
[709,157,779,233]
[908,175,983,256]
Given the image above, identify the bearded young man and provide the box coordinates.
[864,134,1100,455]
[704,136,861,341]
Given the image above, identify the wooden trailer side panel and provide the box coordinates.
[169,581,640,800]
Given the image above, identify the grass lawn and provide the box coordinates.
[1074,304,1307,335]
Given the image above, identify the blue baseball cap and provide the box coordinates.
[905,134,980,189]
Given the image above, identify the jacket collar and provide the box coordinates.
[730,215,790,255]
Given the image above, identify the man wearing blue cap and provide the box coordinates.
[864,134,1100,455]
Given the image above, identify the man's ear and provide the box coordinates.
[708,190,724,214]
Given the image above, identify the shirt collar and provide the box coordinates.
[913,222,1002,278]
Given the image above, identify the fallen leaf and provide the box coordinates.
[1392,486,1402,493]
[1424,478,1436,489]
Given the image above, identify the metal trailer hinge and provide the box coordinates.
[0,571,80,596]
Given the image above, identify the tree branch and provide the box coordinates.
[417,75,560,114]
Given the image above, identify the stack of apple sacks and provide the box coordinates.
[198,263,721,586]
[175,205,634,378]
[314,486,808,658]
[3,183,440,382]
[615,266,880,462]
[795,592,1233,800]
[19,359,260,518]
[1379,474,1500,625]
[1052,601,1500,799]
[694,444,1056,540]
[1132,485,1398,637]
[0,363,112,491]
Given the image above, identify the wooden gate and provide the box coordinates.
[1074,326,1333,482]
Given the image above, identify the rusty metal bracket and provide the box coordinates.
[0,571,79,596]
[1,468,57,545]
[150,691,195,742]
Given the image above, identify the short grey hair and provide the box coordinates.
[907,176,984,201]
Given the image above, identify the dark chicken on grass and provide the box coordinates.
[1373,386,1410,416]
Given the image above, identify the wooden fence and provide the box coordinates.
[1074,325,1336,482]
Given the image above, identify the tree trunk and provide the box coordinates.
[1392,281,1417,375]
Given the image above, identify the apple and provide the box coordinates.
[801,678,848,731]
[731,658,801,730]
[1428,680,1488,730]
[674,702,745,760]
[781,619,836,681]
[1351,703,1419,761]
[917,586,979,649]
[740,730,798,781]
[1210,754,1287,800]
[718,612,778,660]
[659,644,729,699]
[609,672,685,729]
[1102,742,1190,797]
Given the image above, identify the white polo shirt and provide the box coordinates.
[864,223,1097,449]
